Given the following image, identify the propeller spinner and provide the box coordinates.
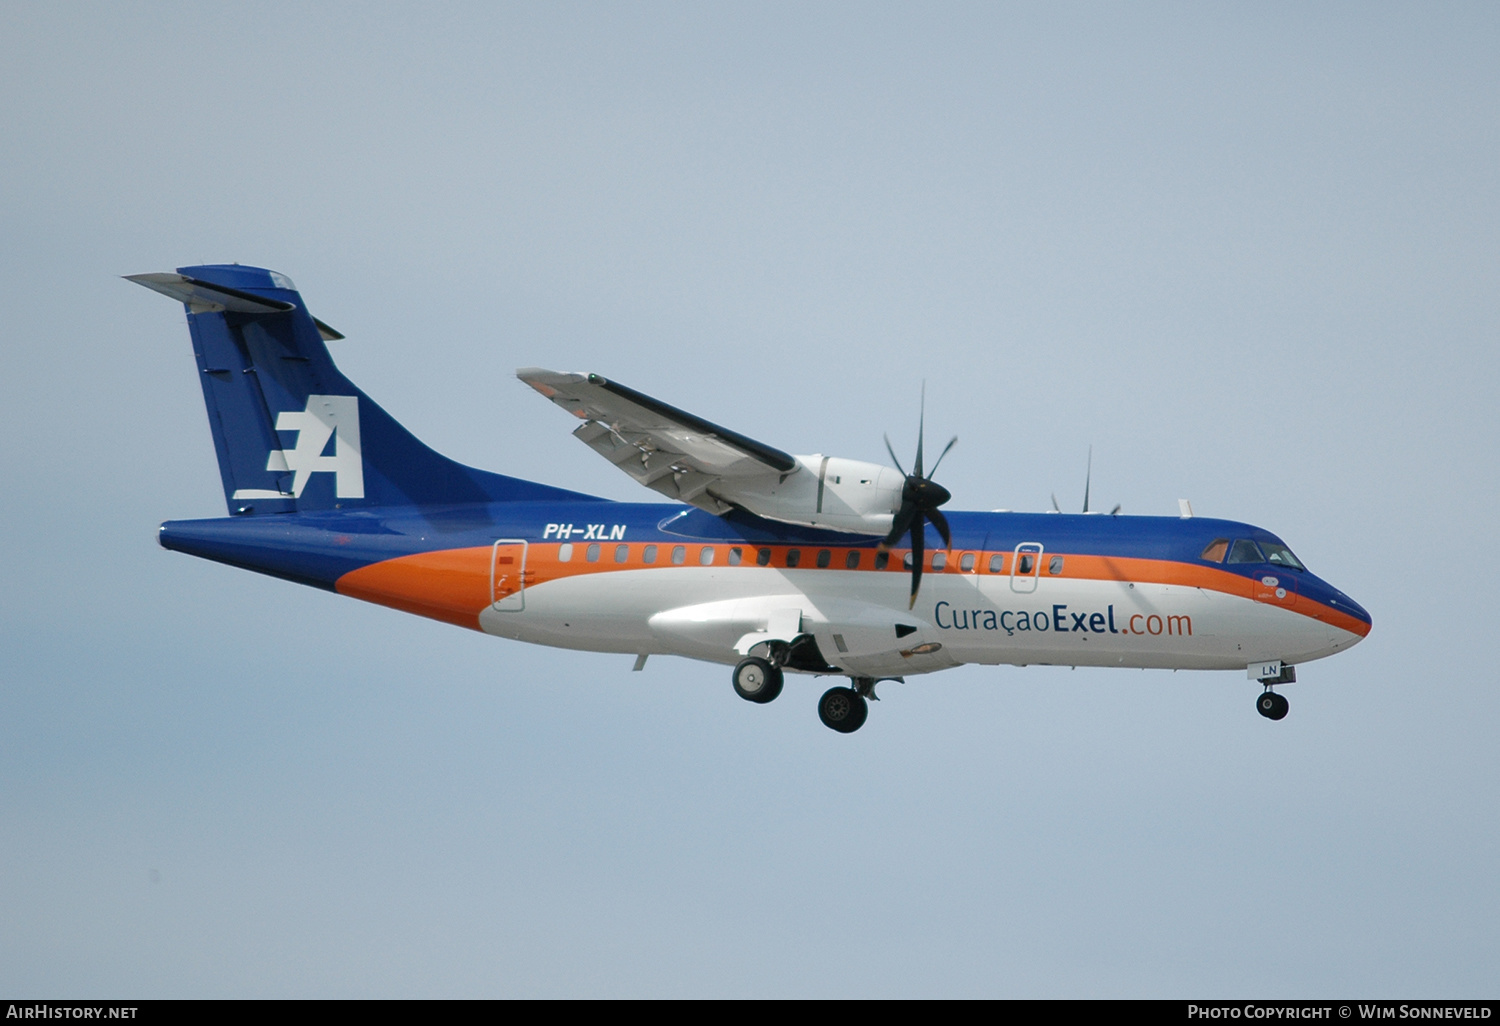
[879,389,956,609]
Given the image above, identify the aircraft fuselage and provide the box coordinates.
[160,501,1370,681]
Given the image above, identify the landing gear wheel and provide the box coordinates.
[732,657,783,704]
[818,686,869,733]
[1256,691,1289,720]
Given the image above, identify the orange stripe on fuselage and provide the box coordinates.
[337,546,493,630]
[333,543,1370,639]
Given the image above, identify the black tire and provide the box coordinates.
[733,657,783,704]
[1257,691,1289,721]
[818,686,868,733]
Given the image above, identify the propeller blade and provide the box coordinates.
[908,516,925,609]
[1109,503,1122,516]
[928,507,952,550]
[1051,492,1061,513]
[928,435,958,479]
[881,503,918,550]
[1083,445,1092,514]
[883,433,907,477]
[913,384,926,479]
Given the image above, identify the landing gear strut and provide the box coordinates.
[1256,690,1289,720]
[732,656,784,704]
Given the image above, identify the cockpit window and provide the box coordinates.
[1260,541,1306,570]
[1200,539,1229,563]
[1226,539,1265,564]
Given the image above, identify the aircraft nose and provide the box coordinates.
[1328,586,1372,636]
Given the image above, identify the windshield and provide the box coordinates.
[1259,541,1306,570]
[1226,539,1264,564]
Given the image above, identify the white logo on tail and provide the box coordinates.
[231,395,364,500]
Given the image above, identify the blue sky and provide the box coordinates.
[2,2,1496,996]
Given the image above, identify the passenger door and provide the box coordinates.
[1011,542,1043,594]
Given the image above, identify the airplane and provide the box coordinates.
[128,264,1371,733]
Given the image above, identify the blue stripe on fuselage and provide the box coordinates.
[158,501,1366,626]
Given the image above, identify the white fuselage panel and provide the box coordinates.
[476,567,1362,676]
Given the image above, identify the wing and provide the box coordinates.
[517,368,797,514]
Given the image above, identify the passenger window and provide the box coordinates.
[614,544,629,563]
[1227,539,1265,564]
[699,546,715,565]
[671,545,686,565]
[932,552,947,571]
[728,547,742,566]
[960,552,975,572]
[1017,554,1034,575]
[786,549,801,568]
[875,552,890,570]
[988,553,1005,573]
[558,543,573,562]
[903,552,914,570]
[1201,539,1229,563]
[1048,556,1064,575]
[816,549,831,568]
[586,543,601,562]
[845,551,861,569]
[642,544,657,564]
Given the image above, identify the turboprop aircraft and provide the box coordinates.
[129,264,1371,733]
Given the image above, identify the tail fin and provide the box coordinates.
[129,264,598,514]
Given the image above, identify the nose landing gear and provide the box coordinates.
[1256,690,1289,720]
[1253,662,1295,721]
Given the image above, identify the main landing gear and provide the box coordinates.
[818,684,869,734]
[732,655,784,704]
[729,656,878,734]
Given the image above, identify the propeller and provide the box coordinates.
[879,386,957,609]
[1053,446,1121,516]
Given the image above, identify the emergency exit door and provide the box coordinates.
[491,539,529,611]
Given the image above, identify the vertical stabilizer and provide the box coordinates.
[129,264,598,514]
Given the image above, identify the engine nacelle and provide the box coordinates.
[727,455,904,535]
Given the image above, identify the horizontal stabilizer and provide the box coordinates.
[128,273,345,340]
[126,272,294,313]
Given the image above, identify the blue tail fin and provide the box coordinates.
[129,264,599,514]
